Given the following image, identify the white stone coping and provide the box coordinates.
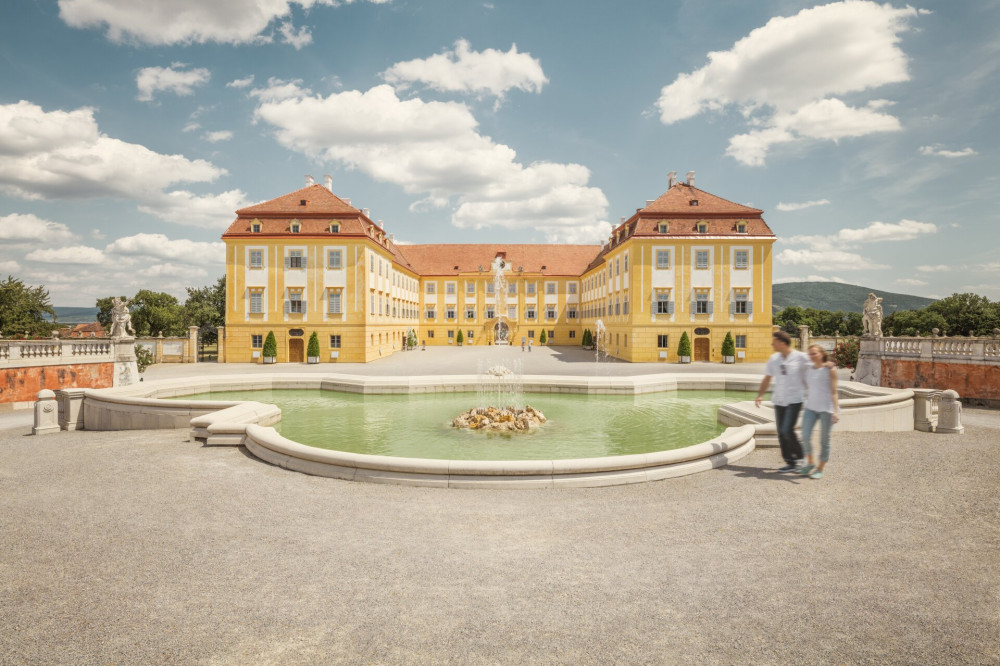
[78,372,913,487]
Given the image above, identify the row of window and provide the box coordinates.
[652,334,747,349]
[423,329,569,340]
[425,281,575,296]
[248,220,341,234]
[251,334,342,349]
[423,305,578,320]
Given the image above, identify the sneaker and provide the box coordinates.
[810,470,824,479]
[777,463,799,473]
[799,464,815,476]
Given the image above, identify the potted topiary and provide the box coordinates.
[721,331,736,364]
[307,331,320,363]
[262,331,277,364]
[539,329,547,345]
[677,331,692,363]
[582,328,592,349]
[456,329,464,346]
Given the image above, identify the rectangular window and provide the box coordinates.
[735,250,749,270]
[548,330,554,340]
[329,335,341,349]
[329,223,340,233]
[328,291,342,314]
[735,335,747,349]
[546,282,556,295]
[615,301,620,315]
[328,250,342,269]
[696,292,709,314]
[658,334,669,348]
[370,253,374,272]
[487,283,495,295]
[371,294,375,315]
[251,334,263,348]
[656,250,671,269]
[249,250,263,269]
[527,307,536,320]
[569,330,576,339]
[466,282,476,294]
[427,330,435,339]
[568,307,577,319]
[288,250,303,269]
[467,330,474,340]
[466,307,476,319]
[485,307,495,319]
[508,305,516,319]
[568,283,577,294]
[426,308,435,319]
[527,283,536,295]
[288,291,303,314]
[615,258,620,275]
[734,292,749,314]
[696,250,709,270]
[624,254,629,272]
[656,292,671,314]
[528,330,535,338]
[546,307,556,319]
[623,299,629,315]
[426,282,436,294]
[446,282,456,295]
[508,283,517,295]
[446,306,455,319]
[447,330,454,339]
[249,292,263,314]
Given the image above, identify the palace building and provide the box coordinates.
[221,172,776,363]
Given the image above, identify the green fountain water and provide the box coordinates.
[177,389,754,460]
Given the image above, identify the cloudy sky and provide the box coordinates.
[1,0,998,306]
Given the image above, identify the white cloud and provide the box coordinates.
[777,248,885,271]
[136,64,210,102]
[226,75,255,88]
[656,1,919,165]
[137,189,250,228]
[248,77,312,102]
[279,21,312,49]
[254,84,608,241]
[382,39,547,98]
[917,264,953,272]
[58,0,389,46]
[895,278,928,286]
[919,145,977,158]
[977,262,1000,272]
[91,229,105,239]
[0,260,21,273]
[105,233,224,265]
[783,219,937,250]
[182,122,201,133]
[776,198,830,212]
[0,213,78,244]
[25,245,105,264]
[774,275,849,284]
[203,130,234,142]
[0,100,239,227]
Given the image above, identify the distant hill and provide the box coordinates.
[772,282,935,314]
[45,306,100,323]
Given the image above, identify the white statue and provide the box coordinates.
[862,293,883,338]
[108,297,136,338]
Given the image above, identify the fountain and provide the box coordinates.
[491,256,510,345]
[455,354,544,432]
[594,319,607,364]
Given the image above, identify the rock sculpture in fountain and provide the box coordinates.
[452,405,547,432]
[453,353,546,432]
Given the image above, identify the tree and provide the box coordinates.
[184,276,226,344]
[456,329,464,345]
[926,293,1000,336]
[307,331,320,358]
[539,329,547,344]
[95,295,127,329]
[0,276,56,338]
[721,332,735,358]
[774,305,806,335]
[130,290,186,337]
[135,345,155,373]
[677,331,692,359]
[263,331,277,359]
[582,329,592,346]
[885,309,947,337]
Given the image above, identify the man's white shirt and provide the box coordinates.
[764,350,810,406]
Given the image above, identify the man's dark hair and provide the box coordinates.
[772,330,792,346]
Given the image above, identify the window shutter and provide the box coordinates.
[729,302,734,315]
[301,301,307,312]
[691,299,696,313]
[668,301,674,315]
[284,257,290,269]
[707,302,714,314]
[284,300,290,314]
[747,301,753,313]
[302,257,308,269]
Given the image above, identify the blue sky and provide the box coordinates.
[1,0,998,306]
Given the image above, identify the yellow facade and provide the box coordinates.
[221,177,776,364]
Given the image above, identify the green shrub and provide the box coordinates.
[834,337,860,368]
[677,331,692,358]
[407,330,417,348]
[263,331,277,358]
[456,329,464,344]
[135,344,155,373]
[721,332,736,357]
[539,329,547,344]
[307,331,320,358]
[582,329,592,346]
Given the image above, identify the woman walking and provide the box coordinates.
[800,344,840,479]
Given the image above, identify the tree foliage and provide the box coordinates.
[135,345,155,373]
[307,331,320,358]
[833,338,860,369]
[263,331,277,358]
[677,331,692,358]
[0,276,56,338]
[456,329,464,344]
[721,332,736,357]
[774,306,862,336]
[95,276,226,341]
[184,276,226,344]
[925,293,1000,336]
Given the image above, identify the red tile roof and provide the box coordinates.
[235,184,360,216]
[638,182,763,216]
[397,244,602,276]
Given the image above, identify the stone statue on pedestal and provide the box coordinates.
[862,293,883,338]
[108,297,136,338]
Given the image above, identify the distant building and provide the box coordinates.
[221,173,776,363]
[58,322,107,339]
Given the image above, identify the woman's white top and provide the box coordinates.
[804,365,836,413]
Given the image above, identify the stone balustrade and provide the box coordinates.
[0,339,114,368]
[879,336,1000,364]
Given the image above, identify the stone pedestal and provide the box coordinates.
[937,389,965,435]
[911,388,940,433]
[852,337,882,386]
[32,389,60,435]
[55,388,87,431]
[188,326,199,363]
[798,325,810,350]
[112,338,139,387]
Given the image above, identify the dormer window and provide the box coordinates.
[329,223,340,233]
[250,220,261,233]
[697,222,708,234]
[299,199,307,206]
[290,220,301,233]
[658,222,669,233]
[736,222,748,234]
[689,199,699,206]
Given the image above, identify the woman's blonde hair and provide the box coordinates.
[808,344,829,363]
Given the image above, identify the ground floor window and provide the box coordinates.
[657,334,669,348]
[528,330,535,338]
[447,330,454,339]
[467,330,474,340]
[427,330,435,338]
[251,334,262,348]
[569,330,576,339]
[548,330,555,340]
[735,334,747,349]
[330,335,341,348]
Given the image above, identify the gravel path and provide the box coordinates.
[1,415,998,664]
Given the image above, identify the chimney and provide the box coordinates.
[668,171,677,188]
[363,208,370,218]
[620,216,625,224]
[686,171,695,187]
[378,220,384,229]
[305,174,314,186]
[323,174,333,191]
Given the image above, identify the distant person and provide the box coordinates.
[521,337,526,352]
[528,338,533,352]
[755,331,810,472]
[799,344,840,479]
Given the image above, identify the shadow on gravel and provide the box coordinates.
[722,464,806,483]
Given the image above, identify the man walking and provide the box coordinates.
[755,331,810,472]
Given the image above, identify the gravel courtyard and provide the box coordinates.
[1,407,998,664]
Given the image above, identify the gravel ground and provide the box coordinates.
[1,417,998,665]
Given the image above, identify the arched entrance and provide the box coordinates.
[288,338,304,363]
[494,321,509,344]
